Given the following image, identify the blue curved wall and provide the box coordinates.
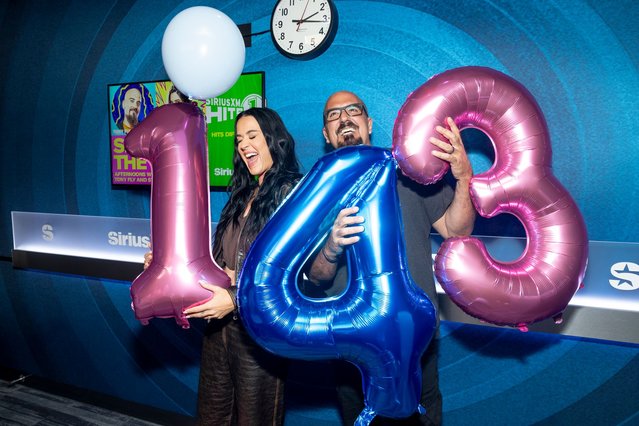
[1,1,638,424]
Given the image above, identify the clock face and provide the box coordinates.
[271,0,337,60]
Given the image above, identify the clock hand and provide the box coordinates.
[292,11,320,25]
[296,0,310,32]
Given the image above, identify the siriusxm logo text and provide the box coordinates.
[108,231,150,248]
[42,224,54,241]
[609,262,639,291]
[204,94,263,123]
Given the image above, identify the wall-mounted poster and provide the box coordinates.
[107,72,265,189]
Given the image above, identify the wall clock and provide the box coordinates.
[271,0,338,60]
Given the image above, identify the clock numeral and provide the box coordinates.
[280,7,289,16]
[276,20,283,29]
[289,0,295,5]
[298,42,304,51]
[279,32,286,41]
[288,40,294,49]
[319,27,325,35]
[320,2,326,11]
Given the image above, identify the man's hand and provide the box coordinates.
[183,281,234,321]
[322,206,365,261]
[430,117,476,238]
[430,117,473,184]
[307,206,364,283]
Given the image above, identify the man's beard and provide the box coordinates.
[336,120,364,148]
[339,134,364,148]
[126,109,139,126]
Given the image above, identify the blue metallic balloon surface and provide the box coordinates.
[237,146,437,424]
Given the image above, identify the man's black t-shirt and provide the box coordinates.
[323,170,454,309]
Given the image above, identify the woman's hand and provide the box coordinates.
[143,251,152,269]
[183,281,235,320]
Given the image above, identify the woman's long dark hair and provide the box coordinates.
[213,107,302,259]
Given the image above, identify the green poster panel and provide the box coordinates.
[108,72,265,189]
[203,72,265,188]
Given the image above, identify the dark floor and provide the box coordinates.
[0,375,192,426]
[0,364,342,426]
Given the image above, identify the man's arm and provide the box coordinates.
[307,206,364,284]
[432,177,475,238]
[430,117,475,238]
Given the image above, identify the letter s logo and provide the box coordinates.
[42,224,54,241]
[609,262,639,290]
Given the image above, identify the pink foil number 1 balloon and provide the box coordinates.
[125,103,231,328]
[393,67,588,329]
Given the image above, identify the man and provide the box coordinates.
[119,86,142,133]
[307,91,475,425]
[112,83,152,134]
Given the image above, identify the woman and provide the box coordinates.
[168,85,189,103]
[183,107,302,425]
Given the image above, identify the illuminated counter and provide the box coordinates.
[11,211,639,344]
[11,211,151,281]
[430,235,639,345]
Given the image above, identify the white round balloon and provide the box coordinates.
[162,6,245,100]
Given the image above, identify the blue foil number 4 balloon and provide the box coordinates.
[238,146,436,424]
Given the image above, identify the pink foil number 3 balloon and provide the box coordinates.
[125,103,230,328]
[393,67,588,329]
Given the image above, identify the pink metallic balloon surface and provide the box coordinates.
[125,103,230,328]
[393,66,588,328]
